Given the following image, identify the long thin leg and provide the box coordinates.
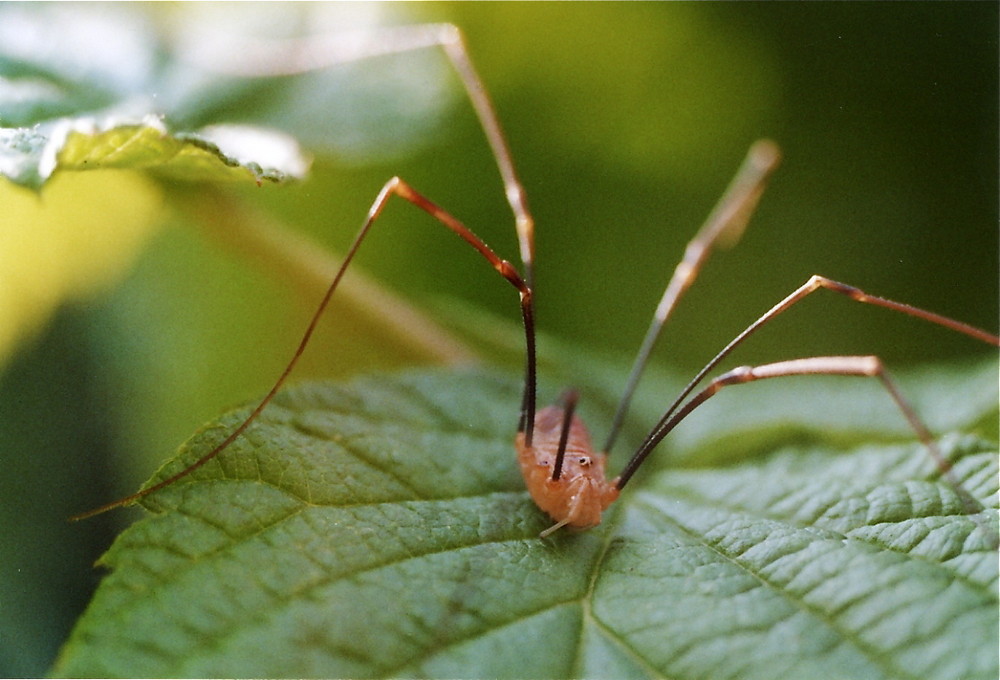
[633,275,1000,467]
[187,22,540,442]
[614,355,997,547]
[71,177,534,521]
[602,139,781,453]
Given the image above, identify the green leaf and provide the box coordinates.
[0,5,309,189]
[54,357,998,678]
[0,112,309,190]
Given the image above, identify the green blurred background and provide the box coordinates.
[1,3,997,675]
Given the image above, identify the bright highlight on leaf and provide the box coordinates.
[2,114,309,190]
[0,4,311,190]
[54,361,998,679]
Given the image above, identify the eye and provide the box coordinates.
[578,457,591,466]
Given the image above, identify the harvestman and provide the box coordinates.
[73,25,1000,541]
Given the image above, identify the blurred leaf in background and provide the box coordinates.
[0,3,312,361]
[0,3,996,677]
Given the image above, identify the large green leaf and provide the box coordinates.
[54,357,998,678]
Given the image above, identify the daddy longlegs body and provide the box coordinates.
[73,25,1000,543]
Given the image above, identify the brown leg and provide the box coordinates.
[637,276,1000,462]
[71,177,534,520]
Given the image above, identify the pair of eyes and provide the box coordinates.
[541,457,592,467]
